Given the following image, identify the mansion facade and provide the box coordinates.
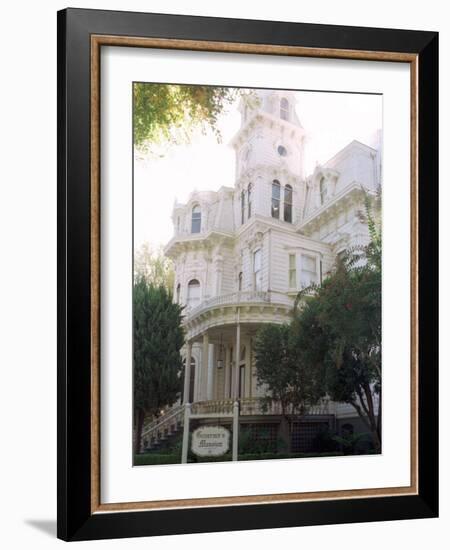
[143,89,381,454]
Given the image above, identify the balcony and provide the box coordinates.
[185,290,294,319]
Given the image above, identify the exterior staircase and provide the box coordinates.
[140,397,336,452]
[141,404,185,452]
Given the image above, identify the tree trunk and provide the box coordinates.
[134,408,145,456]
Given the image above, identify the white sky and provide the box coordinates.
[134,89,382,251]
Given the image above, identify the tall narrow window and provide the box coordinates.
[280,97,289,121]
[284,184,293,223]
[238,271,243,291]
[300,255,318,288]
[288,254,296,288]
[187,279,200,308]
[241,190,245,224]
[253,249,262,291]
[271,180,281,219]
[319,177,328,205]
[176,283,181,304]
[247,183,252,219]
[191,205,201,233]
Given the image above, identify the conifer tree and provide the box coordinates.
[133,278,184,454]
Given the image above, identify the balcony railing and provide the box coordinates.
[192,397,333,417]
[185,290,294,319]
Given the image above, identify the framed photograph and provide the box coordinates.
[57,8,438,541]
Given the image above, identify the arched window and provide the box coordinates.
[280,97,289,121]
[284,184,293,223]
[191,205,201,233]
[271,180,281,219]
[176,283,181,304]
[187,279,200,308]
[247,183,252,219]
[319,177,328,205]
[241,190,245,225]
[238,271,243,291]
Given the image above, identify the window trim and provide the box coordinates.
[284,184,293,223]
[191,204,201,233]
[271,179,281,219]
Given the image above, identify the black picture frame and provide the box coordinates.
[57,7,438,541]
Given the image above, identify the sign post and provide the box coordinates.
[181,401,239,463]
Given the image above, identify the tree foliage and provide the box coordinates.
[133,83,237,151]
[255,195,382,452]
[134,243,175,292]
[294,195,382,450]
[133,278,184,453]
[254,324,325,415]
[254,324,326,451]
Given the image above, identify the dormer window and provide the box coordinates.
[271,180,281,219]
[280,97,289,121]
[284,184,293,223]
[191,204,201,233]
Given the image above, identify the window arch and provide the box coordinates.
[191,204,201,233]
[284,184,293,223]
[280,97,289,121]
[187,279,200,308]
[247,182,252,219]
[271,180,281,219]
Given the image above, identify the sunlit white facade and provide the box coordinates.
[146,89,381,451]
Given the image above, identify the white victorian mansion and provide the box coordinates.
[144,89,381,454]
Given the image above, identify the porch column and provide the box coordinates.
[233,322,241,399]
[182,341,192,404]
[247,337,253,398]
[206,343,215,400]
[201,332,209,401]
[224,345,231,399]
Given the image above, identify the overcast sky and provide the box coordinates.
[134,89,382,251]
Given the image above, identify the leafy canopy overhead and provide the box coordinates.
[133,83,236,151]
[134,243,175,292]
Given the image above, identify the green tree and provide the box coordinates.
[134,243,175,292]
[134,83,237,152]
[133,278,184,454]
[254,324,325,452]
[294,202,382,450]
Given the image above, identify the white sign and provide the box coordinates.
[191,426,230,457]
